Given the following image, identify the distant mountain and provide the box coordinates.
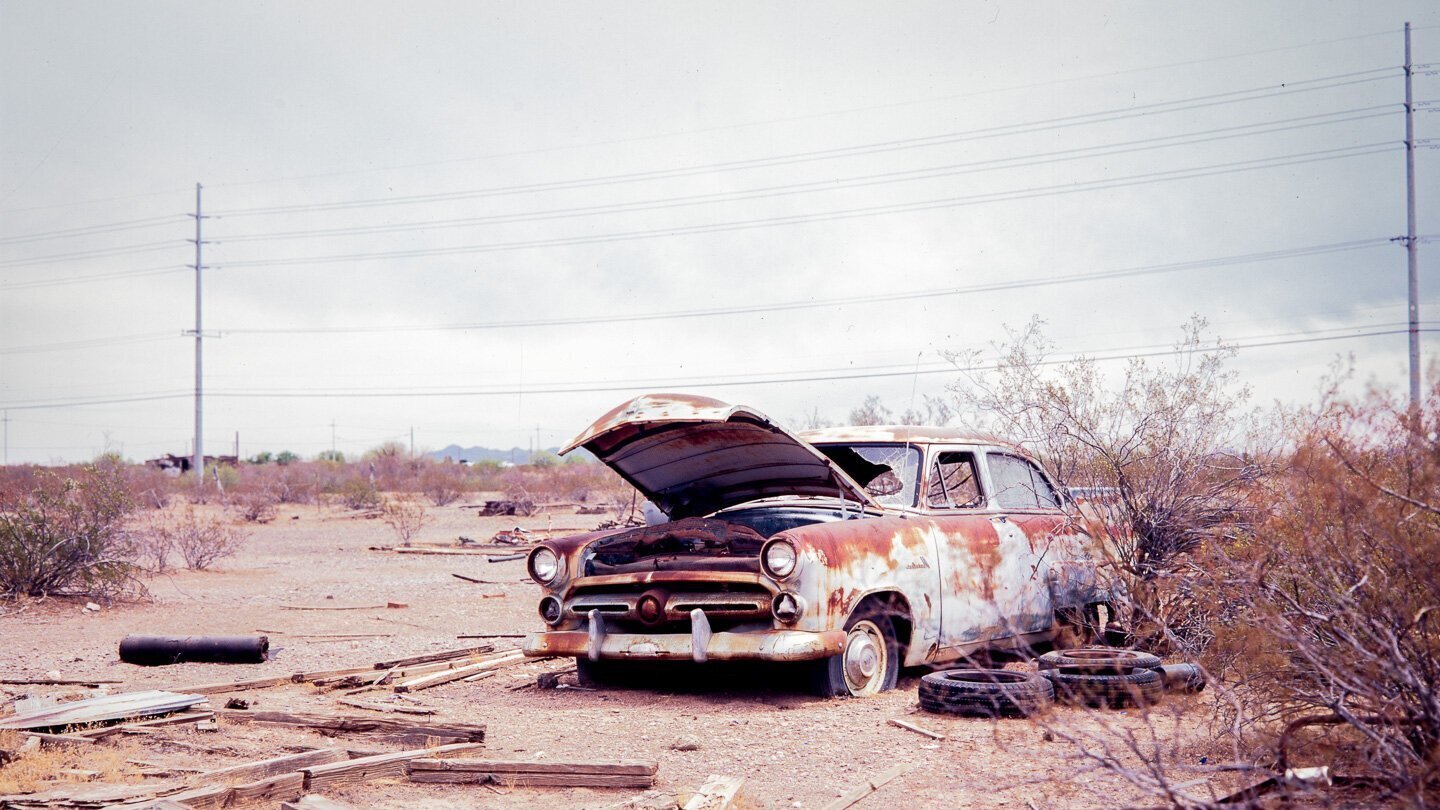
[428,444,596,465]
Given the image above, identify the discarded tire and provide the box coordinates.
[1038,647,1162,674]
[1043,667,1163,708]
[918,669,1054,717]
[119,635,269,666]
[1155,663,1206,693]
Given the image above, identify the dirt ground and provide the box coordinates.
[0,499,1234,809]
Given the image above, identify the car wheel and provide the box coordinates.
[810,606,900,697]
[575,657,623,688]
[1042,667,1163,708]
[918,668,1054,717]
[1038,647,1162,673]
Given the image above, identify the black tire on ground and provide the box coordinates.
[1038,647,1162,674]
[918,669,1054,717]
[1043,667,1163,708]
[1155,662,1207,693]
[810,605,902,697]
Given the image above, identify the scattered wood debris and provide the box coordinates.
[683,775,744,810]
[0,678,122,686]
[302,742,483,790]
[407,758,658,788]
[822,764,912,810]
[281,796,354,810]
[0,690,207,731]
[278,604,393,611]
[888,717,945,740]
[216,708,486,746]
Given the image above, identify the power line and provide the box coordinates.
[0,265,190,292]
[3,325,1432,410]
[0,240,185,269]
[204,29,1407,192]
[220,238,1393,335]
[214,144,1396,268]
[0,214,188,247]
[215,107,1398,245]
[211,68,1399,218]
[0,331,179,356]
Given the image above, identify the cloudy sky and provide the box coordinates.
[2,1,1437,464]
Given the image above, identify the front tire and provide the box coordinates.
[810,606,901,697]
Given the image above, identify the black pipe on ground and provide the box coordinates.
[118,635,269,666]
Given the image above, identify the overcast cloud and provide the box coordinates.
[1,1,1437,464]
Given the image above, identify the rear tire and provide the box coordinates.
[810,606,901,697]
[1043,667,1163,708]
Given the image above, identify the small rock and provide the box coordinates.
[44,670,61,680]
[670,736,701,752]
[1041,730,1055,742]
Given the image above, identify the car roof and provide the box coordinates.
[797,425,1006,446]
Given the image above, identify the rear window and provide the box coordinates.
[988,454,1061,510]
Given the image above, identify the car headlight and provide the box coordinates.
[762,538,798,580]
[528,546,561,585]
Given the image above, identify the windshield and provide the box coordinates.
[813,443,922,507]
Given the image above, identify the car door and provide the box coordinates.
[924,448,1015,653]
[985,452,1072,635]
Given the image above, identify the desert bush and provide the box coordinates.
[419,463,466,506]
[949,317,1266,653]
[380,494,430,546]
[148,506,244,570]
[275,450,300,465]
[228,487,278,523]
[0,463,143,597]
[338,476,381,510]
[1205,375,1440,804]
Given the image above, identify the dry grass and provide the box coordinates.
[0,731,142,794]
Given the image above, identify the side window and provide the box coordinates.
[989,454,1061,510]
[926,451,984,508]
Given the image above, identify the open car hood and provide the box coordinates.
[562,393,881,519]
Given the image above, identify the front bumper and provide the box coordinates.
[523,621,844,663]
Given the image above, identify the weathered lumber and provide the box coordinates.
[0,689,207,730]
[0,677,123,686]
[335,698,434,715]
[372,645,495,669]
[683,775,744,810]
[172,674,297,695]
[160,771,305,809]
[279,604,388,611]
[888,717,946,740]
[73,710,214,738]
[821,764,912,810]
[301,742,483,790]
[191,748,346,785]
[392,651,524,692]
[215,709,485,742]
[406,758,656,783]
[20,730,98,746]
[281,796,355,810]
[457,633,526,639]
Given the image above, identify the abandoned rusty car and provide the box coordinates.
[522,393,1116,696]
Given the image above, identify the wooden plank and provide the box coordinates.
[888,717,946,740]
[335,698,434,715]
[301,742,482,790]
[371,645,496,669]
[279,604,388,611]
[821,764,912,810]
[408,758,657,776]
[71,710,214,739]
[409,771,655,787]
[228,771,306,805]
[215,709,485,742]
[173,675,296,695]
[683,775,744,810]
[20,730,98,746]
[392,652,523,693]
[281,796,355,810]
[192,748,346,785]
[0,677,123,685]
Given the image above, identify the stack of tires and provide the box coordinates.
[917,650,1206,717]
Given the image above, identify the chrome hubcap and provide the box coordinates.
[842,622,885,693]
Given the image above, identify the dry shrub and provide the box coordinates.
[228,487,278,523]
[0,729,138,793]
[1206,374,1440,804]
[147,506,245,570]
[949,317,1265,653]
[338,476,381,511]
[419,462,466,506]
[380,494,430,546]
[0,462,144,598]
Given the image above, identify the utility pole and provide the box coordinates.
[188,183,206,485]
[2,410,8,466]
[410,426,415,458]
[330,420,337,456]
[1404,22,1421,408]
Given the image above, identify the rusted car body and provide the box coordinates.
[522,393,1116,696]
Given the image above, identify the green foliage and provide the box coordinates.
[316,449,345,463]
[248,451,274,464]
[0,464,142,597]
[530,451,560,469]
[275,451,300,466]
[338,476,380,510]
